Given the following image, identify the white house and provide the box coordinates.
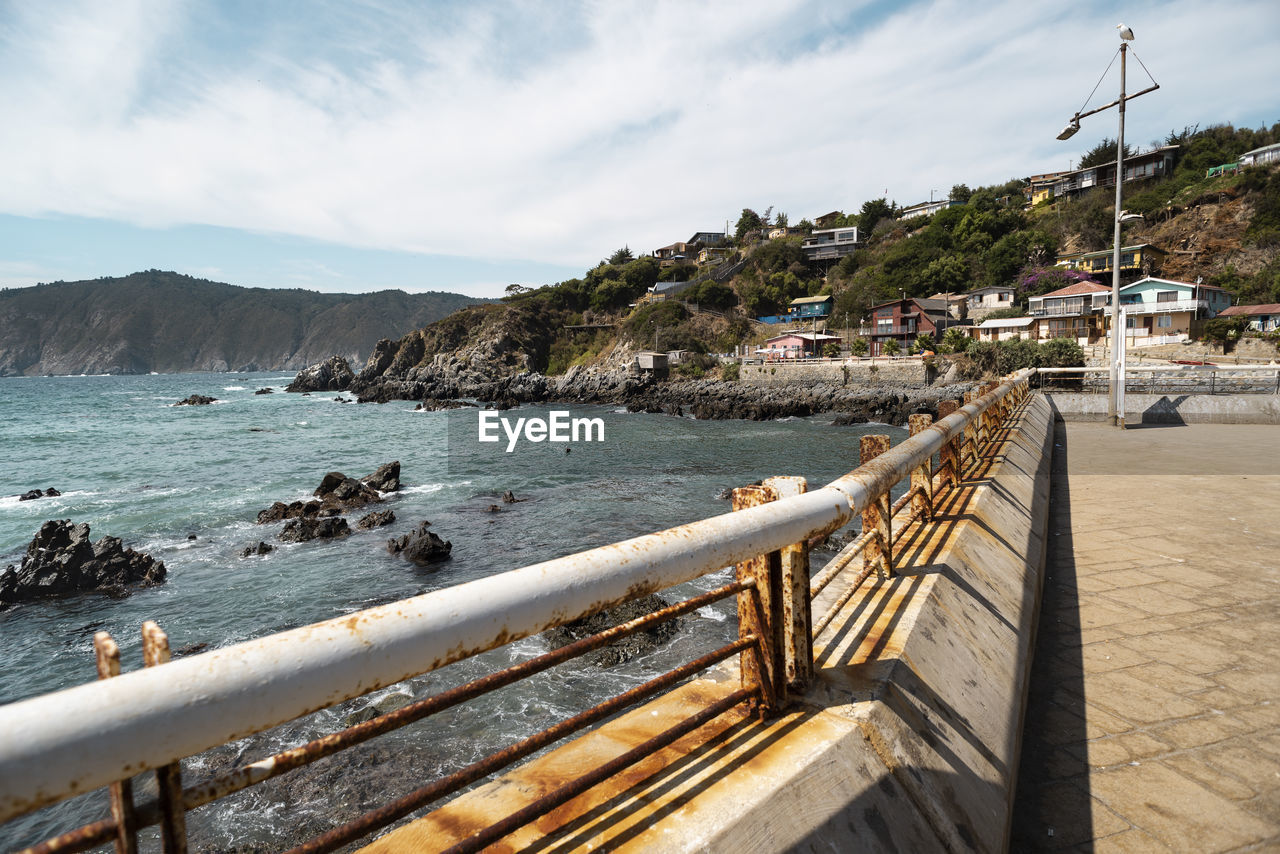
[1117,277,1231,347]
[972,317,1036,342]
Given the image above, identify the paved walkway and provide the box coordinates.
[1012,422,1280,852]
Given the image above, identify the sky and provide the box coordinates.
[1,0,1277,299]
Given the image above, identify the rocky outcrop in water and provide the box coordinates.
[360,462,400,493]
[1,520,166,606]
[240,541,275,557]
[255,387,273,395]
[357,510,396,530]
[543,594,680,667]
[176,394,217,406]
[279,517,350,543]
[17,488,60,501]
[286,356,355,393]
[386,522,452,565]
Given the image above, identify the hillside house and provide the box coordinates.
[1118,277,1230,347]
[697,246,732,264]
[899,199,960,220]
[859,297,958,356]
[788,295,834,319]
[973,317,1036,342]
[760,332,842,359]
[1055,243,1165,280]
[653,242,688,266]
[965,285,1016,319]
[1027,145,1178,205]
[1219,303,1280,332]
[801,226,860,262]
[813,211,843,228]
[686,231,726,248]
[926,292,969,319]
[1240,142,1280,168]
[1028,281,1111,345]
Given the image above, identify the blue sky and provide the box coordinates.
[2,0,1277,298]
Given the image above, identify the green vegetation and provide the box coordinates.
[955,337,1084,379]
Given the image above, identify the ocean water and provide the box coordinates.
[0,372,906,850]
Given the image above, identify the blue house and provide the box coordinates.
[1116,277,1230,347]
[788,295,834,319]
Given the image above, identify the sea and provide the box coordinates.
[0,371,906,851]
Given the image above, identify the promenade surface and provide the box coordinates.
[1012,422,1280,852]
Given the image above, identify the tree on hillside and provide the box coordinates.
[608,246,634,265]
[775,211,789,228]
[735,209,764,242]
[949,184,973,203]
[920,255,970,295]
[1078,137,1136,169]
[858,198,895,236]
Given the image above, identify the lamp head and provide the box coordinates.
[1057,118,1081,141]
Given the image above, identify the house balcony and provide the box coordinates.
[1119,299,1207,316]
[858,325,919,337]
[1029,305,1102,317]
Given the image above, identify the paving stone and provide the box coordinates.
[1097,585,1201,616]
[1087,762,1274,850]
[1077,641,1149,674]
[1151,714,1250,750]
[1128,662,1218,696]
[1164,754,1257,801]
[1088,826,1173,853]
[1085,670,1204,724]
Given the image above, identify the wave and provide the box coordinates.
[223,386,248,391]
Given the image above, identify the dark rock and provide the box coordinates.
[0,520,166,607]
[314,472,382,509]
[279,517,350,543]
[176,394,217,406]
[187,533,197,540]
[484,397,518,411]
[544,594,680,667]
[175,642,210,657]
[360,462,401,493]
[501,490,526,504]
[356,510,396,530]
[486,504,501,513]
[831,412,869,426]
[286,356,355,393]
[715,487,733,500]
[254,387,273,395]
[386,522,452,565]
[44,488,61,497]
[414,399,476,411]
[240,541,275,557]
[17,489,43,501]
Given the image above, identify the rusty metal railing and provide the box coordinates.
[0,370,1034,853]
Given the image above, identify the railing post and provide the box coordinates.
[962,389,978,472]
[937,399,961,490]
[731,485,784,716]
[907,414,933,521]
[860,435,893,579]
[94,632,138,854]
[142,622,188,854]
[762,476,813,693]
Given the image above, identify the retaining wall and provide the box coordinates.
[739,360,930,387]
[1046,392,1280,424]
[365,393,1055,853]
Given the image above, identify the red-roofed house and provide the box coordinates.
[1219,303,1280,332]
[1027,281,1111,344]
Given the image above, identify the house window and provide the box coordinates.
[1126,316,1137,329]
[1156,291,1178,303]
[1157,315,1173,328]
[876,308,893,318]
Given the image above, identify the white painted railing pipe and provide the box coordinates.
[0,371,1030,822]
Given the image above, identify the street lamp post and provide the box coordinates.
[1057,26,1159,428]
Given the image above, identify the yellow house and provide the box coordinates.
[1055,243,1165,278]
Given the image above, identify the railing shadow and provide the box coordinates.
[1010,420,1093,850]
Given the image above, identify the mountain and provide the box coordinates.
[0,270,485,376]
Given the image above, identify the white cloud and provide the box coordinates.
[1,0,1277,276]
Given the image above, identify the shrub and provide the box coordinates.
[822,342,841,357]
[849,337,869,356]
[721,362,740,381]
[882,339,901,356]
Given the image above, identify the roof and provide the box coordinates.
[1220,303,1280,316]
[914,298,950,311]
[977,317,1036,328]
[965,285,1015,296]
[1035,281,1112,298]
[926,292,967,302]
[1241,142,1280,158]
[765,332,842,344]
[1120,276,1226,292]
[1057,243,1162,260]
[789,295,834,305]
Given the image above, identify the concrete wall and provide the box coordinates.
[1046,392,1280,424]
[365,394,1055,853]
[740,359,930,387]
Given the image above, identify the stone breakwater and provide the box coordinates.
[289,355,973,425]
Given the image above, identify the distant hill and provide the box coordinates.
[0,270,485,376]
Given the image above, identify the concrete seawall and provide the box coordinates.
[364,394,1055,852]
[1046,392,1280,424]
[739,359,931,387]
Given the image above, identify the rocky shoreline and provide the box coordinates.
[289,351,973,425]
